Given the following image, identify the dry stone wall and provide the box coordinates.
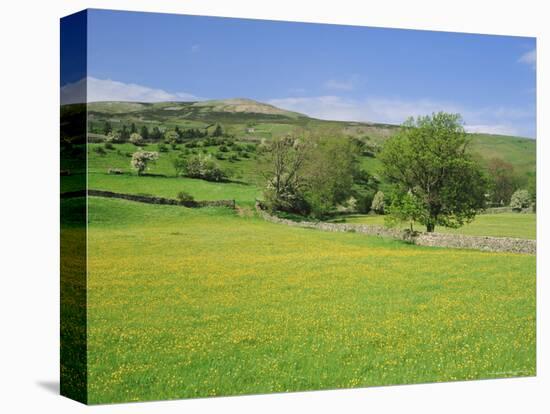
[62,189,235,209]
[256,203,535,255]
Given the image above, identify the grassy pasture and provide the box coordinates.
[86,143,262,206]
[85,197,536,403]
[340,213,536,240]
[89,174,260,207]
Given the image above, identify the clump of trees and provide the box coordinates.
[131,151,158,176]
[379,112,487,232]
[486,157,520,206]
[262,135,369,218]
[173,153,228,182]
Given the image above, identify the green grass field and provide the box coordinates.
[340,213,536,239]
[83,197,536,404]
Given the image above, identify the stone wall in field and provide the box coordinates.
[413,232,535,254]
[483,206,533,214]
[256,202,535,255]
[86,190,236,209]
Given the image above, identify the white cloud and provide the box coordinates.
[267,95,535,138]
[61,77,203,105]
[268,95,461,125]
[518,49,536,68]
[191,44,200,53]
[323,75,362,92]
[288,87,307,95]
[324,79,355,91]
[464,124,519,136]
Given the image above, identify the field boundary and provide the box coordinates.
[255,202,536,254]
[61,189,236,209]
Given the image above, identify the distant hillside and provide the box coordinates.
[83,99,536,179]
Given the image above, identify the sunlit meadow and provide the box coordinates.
[85,197,536,404]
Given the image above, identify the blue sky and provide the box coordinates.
[63,9,536,138]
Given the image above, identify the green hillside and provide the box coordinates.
[85,99,536,180]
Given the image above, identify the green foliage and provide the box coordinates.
[119,124,130,142]
[104,142,114,150]
[262,136,360,218]
[356,192,375,214]
[140,125,149,140]
[157,142,168,152]
[303,137,358,218]
[212,124,223,137]
[379,112,488,232]
[385,191,424,232]
[102,121,112,135]
[150,126,163,141]
[510,189,531,211]
[487,158,519,206]
[176,190,194,203]
[173,153,228,182]
[527,172,536,211]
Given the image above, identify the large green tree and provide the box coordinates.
[262,135,360,218]
[303,137,358,217]
[379,112,487,232]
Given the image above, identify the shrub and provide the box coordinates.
[228,153,239,162]
[510,189,531,211]
[173,153,228,182]
[93,146,107,156]
[129,132,144,146]
[131,151,159,176]
[108,168,123,175]
[164,130,179,146]
[104,142,114,150]
[218,145,229,152]
[344,196,358,212]
[157,142,168,152]
[357,192,375,214]
[105,131,121,143]
[371,191,385,214]
[176,191,195,203]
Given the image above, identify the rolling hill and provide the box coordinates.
[83,99,536,179]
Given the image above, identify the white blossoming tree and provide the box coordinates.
[129,132,144,146]
[131,151,158,176]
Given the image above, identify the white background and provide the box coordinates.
[0,0,547,412]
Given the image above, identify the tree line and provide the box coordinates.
[262,112,535,232]
[93,121,226,143]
